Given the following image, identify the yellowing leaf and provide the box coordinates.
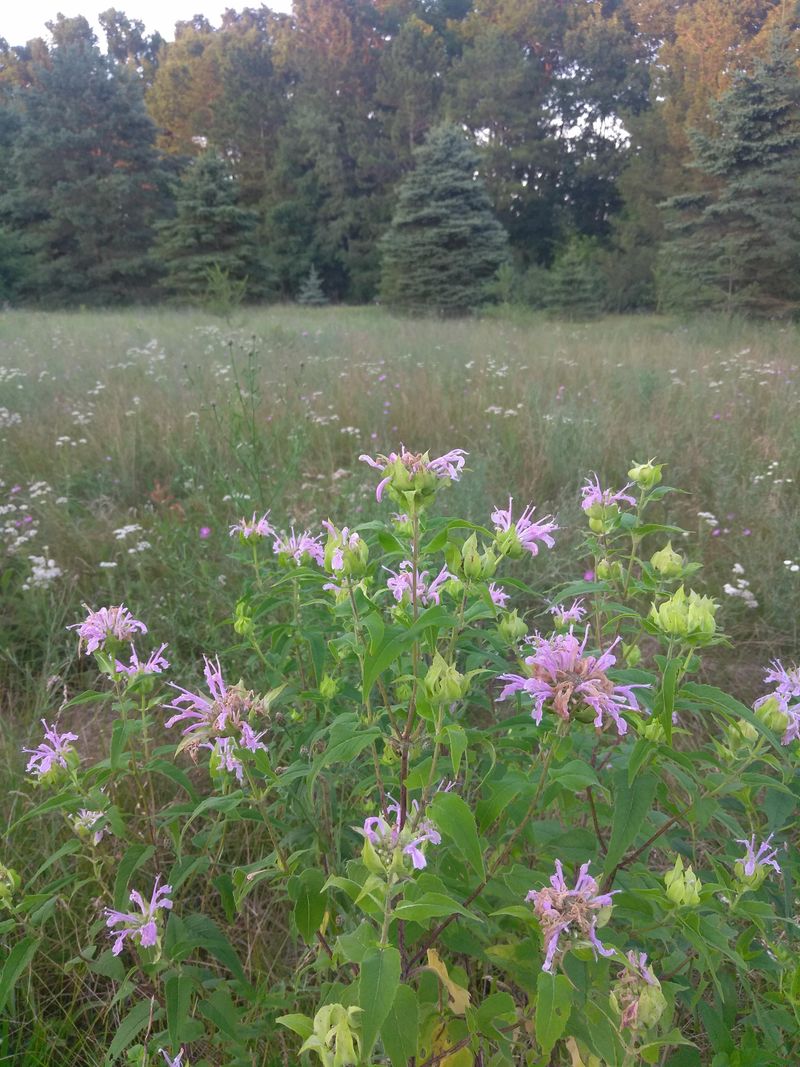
[425,949,472,1015]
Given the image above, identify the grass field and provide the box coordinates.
[2,305,800,1063]
[1,305,798,723]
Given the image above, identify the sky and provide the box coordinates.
[2,0,291,46]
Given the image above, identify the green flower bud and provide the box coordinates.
[319,674,339,701]
[462,533,483,580]
[301,1004,363,1067]
[628,459,663,489]
[323,523,369,578]
[233,598,254,638]
[623,642,642,668]
[650,541,683,579]
[638,983,668,1029]
[664,856,701,906]
[596,558,622,581]
[0,865,20,910]
[640,717,666,742]
[424,652,469,705]
[498,609,528,644]
[649,586,717,642]
[361,836,386,876]
[754,695,789,735]
[734,858,767,892]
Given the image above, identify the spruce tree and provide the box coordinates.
[0,23,171,305]
[155,152,266,303]
[660,34,800,315]
[380,124,509,314]
[296,265,328,306]
[545,238,606,320]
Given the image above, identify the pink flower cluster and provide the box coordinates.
[23,719,78,779]
[360,446,467,501]
[69,604,147,654]
[755,660,800,744]
[527,860,616,972]
[105,875,172,956]
[384,561,454,607]
[491,498,558,556]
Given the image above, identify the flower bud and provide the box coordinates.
[461,533,483,580]
[754,695,789,735]
[424,652,469,705]
[734,857,768,892]
[233,598,254,638]
[628,460,663,490]
[623,642,641,668]
[596,558,622,581]
[0,865,20,910]
[361,836,386,876]
[649,586,717,642]
[323,523,369,578]
[650,541,683,579]
[498,609,528,644]
[319,674,339,701]
[664,856,701,906]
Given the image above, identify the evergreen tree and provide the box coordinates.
[155,152,266,303]
[0,22,171,305]
[380,124,509,313]
[660,34,800,315]
[296,265,328,306]
[545,238,606,320]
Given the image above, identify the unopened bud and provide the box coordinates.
[628,460,663,490]
[319,674,339,701]
[650,541,683,579]
[424,652,469,704]
[664,856,701,906]
[498,609,528,644]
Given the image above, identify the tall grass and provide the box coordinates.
[1,305,798,717]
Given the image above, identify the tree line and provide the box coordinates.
[1,0,799,314]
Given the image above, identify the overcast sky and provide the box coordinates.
[2,0,291,46]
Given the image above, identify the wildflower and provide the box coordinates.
[650,542,683,579]
[498,630,645,735]
[273,528,324,566]
[550,599,586,629]
[498,609,528,644]
[648,586,717,642]
[360,797,440,872]
[165,656,269,760]
[424,652,469,704]
[359,446,467,509]
[753,660,800,745]
[199,526,211,539]
[322,521,368,576]
[384,561,454,607]
[71,808,108,846]
[491,498,558,560]
[300,1004,362,1067]
[159,1050,185,1067]
[734,834,781,889]
[69,604,147,655]
[114,643,170,677]
[610,951,667,1030]
[627,460,663,490]
[23,719,79,781]
[461,532,497,580]
[104,875,173,956]
[229,511,275,541]
[581,475,637,514]
[205,736,244,781]
[664,856,701,906]
[0,865,21,911]
[526,860,616,972]
[488,582,509,608]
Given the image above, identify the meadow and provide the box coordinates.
[2,306,800,1065]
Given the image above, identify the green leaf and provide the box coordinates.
[181,913,248,986]
[603,768,657,875]
[392,892,478,924]
[277,1013,314,1040]
[165,974,192,1049]
[445,724,468,778]
[548,759,600,792]
[0,936,40,1014]
[362,605,453,698]
[430,791,484,878]
[658,658,681,743]
[105,998,156,1064]
[358,946,401,1057]
[535,971,571,1056]
[290,868,327,944]
[113,844,154,910]
[380,983,418,1067]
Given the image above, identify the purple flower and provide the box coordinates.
[550,599,587,627]
[166,657,269,761]
[322,520,362,572]
[159,1050,184,1067]
[273,528,324,566]
[526,860,616,972]
[115,643,170,677]
[104,875,173,956]
[491,497,558,557]
[384,561,454,607]
[361,797,441,870]
[204,736,244,781]
[199,526,211,539]
[735,833,781,878]
[69,605,147,655]
[754,659,800,743]
[71,808,108,846]
[359,446,467,502]
[229,511,275,540]
[23,719,79,778]
[489,582,510,608]
[581,475,637,513]
[615,951,659,1029]
[498,629,646,735]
